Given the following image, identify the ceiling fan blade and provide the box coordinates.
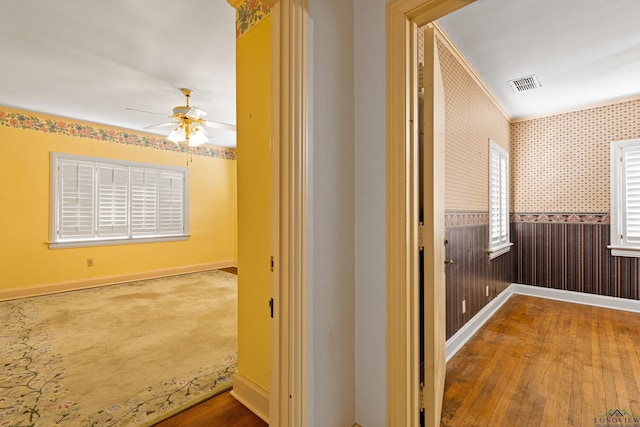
[144,122,178,130]
[187,107,207,120]
[204,120,236,132]
[125,107,169,117]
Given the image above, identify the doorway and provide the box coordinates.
[386,1,475,426]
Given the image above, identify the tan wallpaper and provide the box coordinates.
[436,37,510,211]
[511,99,640,213]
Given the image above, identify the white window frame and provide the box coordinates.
[50,152,189,249]
[488,139,512,260]
[609,138,640,257]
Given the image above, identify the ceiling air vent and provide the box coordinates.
[508,75,542,92]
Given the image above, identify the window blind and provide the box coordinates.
[51,153,188,247]
[158,171,185,235]
[97,165,129,237]
[131,169,159,235]
[489,140,510,252]
[59,160,95,239]
[622,146,640,244]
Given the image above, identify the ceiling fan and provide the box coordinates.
[130,88,236,147]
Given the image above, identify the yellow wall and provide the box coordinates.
[236,14,271,391]
[0,108,237,292]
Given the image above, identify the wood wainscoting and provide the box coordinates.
[445,211,511,339]
[511,215,640,300]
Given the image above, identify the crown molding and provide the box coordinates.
[511,93,640,123]
[432,21,511,121]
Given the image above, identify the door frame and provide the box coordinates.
[229,0,308,425]
[266,1,309,426]
[385,1,474,425]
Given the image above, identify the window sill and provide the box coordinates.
[608,245,640,258]
[49,235,189,249]
[488,243,513,260]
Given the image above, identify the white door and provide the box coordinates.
[421,25,447,427]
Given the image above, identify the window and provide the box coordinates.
[609,139,640,257]
[488,139,512,259]
[50,153,189,248]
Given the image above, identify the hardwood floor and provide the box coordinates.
[153,391,267,427]
[441,294,640,427]
[220,266,238,275]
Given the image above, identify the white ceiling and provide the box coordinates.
[1,1,639,146]
[0,0,237,148]
[437,0,640,119]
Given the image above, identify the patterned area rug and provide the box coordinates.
[0,270,237,427]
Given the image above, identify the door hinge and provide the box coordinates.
[418,222,425,251]
[270,256,275,272]
[269,298,274,318]
[419,382,425,411]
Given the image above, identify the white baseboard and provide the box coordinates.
[0,260,236,301]
[446,283,640,363]
[511,283,640,313]
[445,287,514,362]
[230,372,269,423]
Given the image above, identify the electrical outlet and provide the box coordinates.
[462,299,466,314]
[486,285,489,297]
[87,259,93,267]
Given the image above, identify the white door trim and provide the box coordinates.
[272,1,309,426]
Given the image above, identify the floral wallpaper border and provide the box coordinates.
[445,211,611,226]
[236,0,271,38]
[445,211,490,227]
[0,110,237,161]
[511,212,611,224]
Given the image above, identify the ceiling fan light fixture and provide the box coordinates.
[188,127,209,147]
[167,127,185,144]
[140,88,232,148]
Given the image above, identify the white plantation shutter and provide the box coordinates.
[158,171,184,235]
[489,149,501,246]
[58,160,95,239]
[97,165,129,236]
[489,140,510,256]
[500,156,509,244]
[620,144,640,245]
[131,169,158,235]
[51,153,188,247]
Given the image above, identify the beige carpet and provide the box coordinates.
[0,270,237,426]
